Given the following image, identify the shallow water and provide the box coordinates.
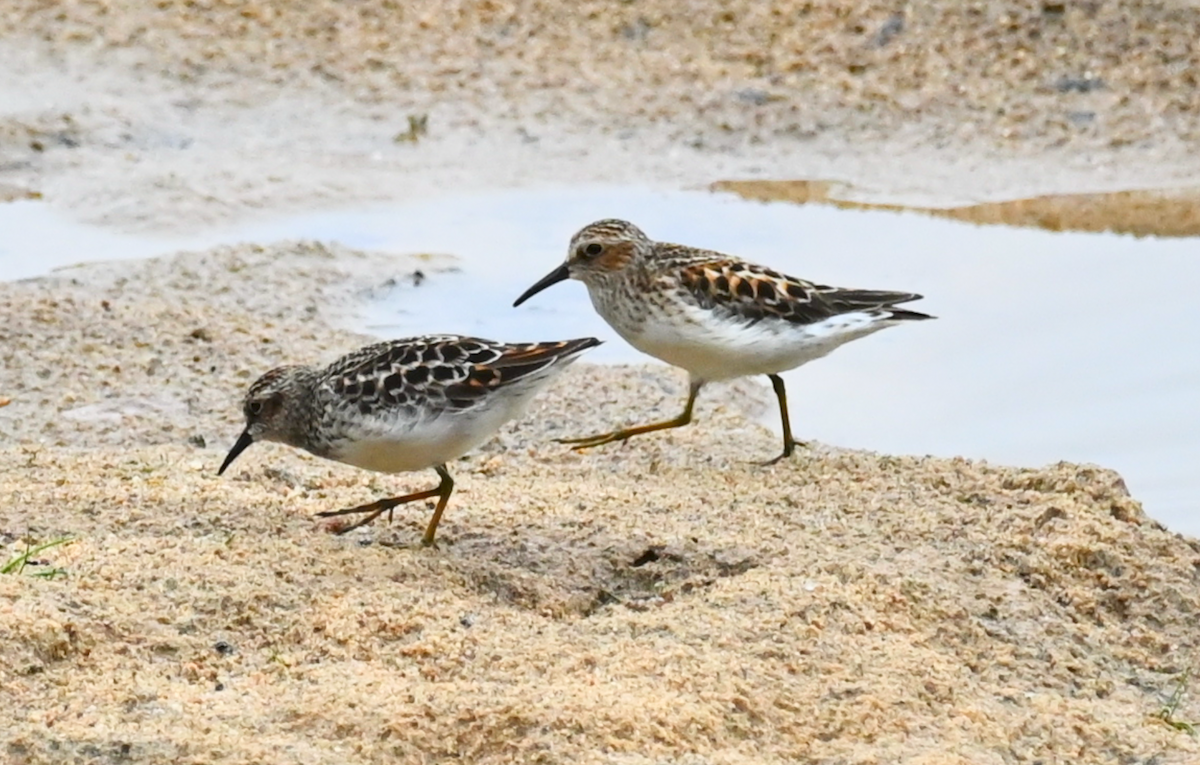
[2,187,1198,535]
[0,200,195,280]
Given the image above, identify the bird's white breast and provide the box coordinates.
[591,285,895,381]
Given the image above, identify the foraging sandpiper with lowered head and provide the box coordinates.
[513,219,932,463]
[219,334,600,546]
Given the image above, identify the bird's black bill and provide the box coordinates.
[512,263,570,307]
[218,429,254,476]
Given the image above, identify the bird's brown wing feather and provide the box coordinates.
[324,335,600,416]
[674,258,931,326]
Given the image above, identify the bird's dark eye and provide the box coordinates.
[248,401,264,416]
[582,243,603,258]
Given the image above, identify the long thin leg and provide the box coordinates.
[316,465,455,546]
[419,466,455,548]
[760,373,807,465]
[558,379,703,450]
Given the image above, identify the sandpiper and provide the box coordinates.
[513,219,932,463]
[219,334,600,546]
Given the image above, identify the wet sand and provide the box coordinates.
[4,2,1200,763]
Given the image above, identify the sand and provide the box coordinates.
[3,2,1200,763]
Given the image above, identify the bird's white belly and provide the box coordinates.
[327,390,539,473]
[615,304,893,382]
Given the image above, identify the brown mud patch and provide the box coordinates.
[714,179,1200,238]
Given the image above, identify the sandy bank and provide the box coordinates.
[2,242,1199,763]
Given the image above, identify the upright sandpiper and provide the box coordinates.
[219,334,600,546]
[513,219,932,463]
